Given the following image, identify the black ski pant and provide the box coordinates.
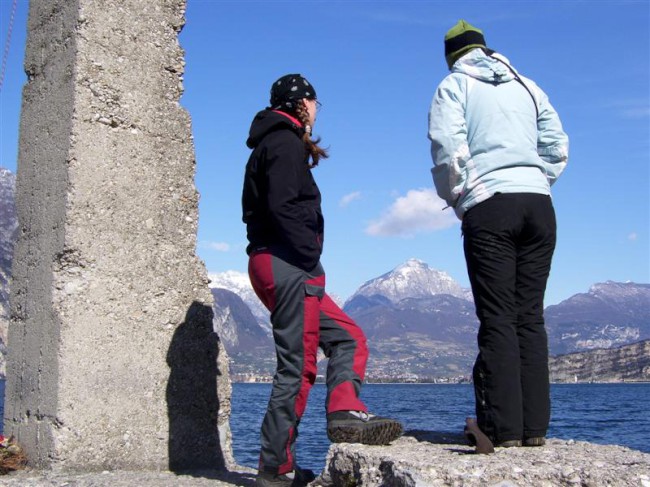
[462,192,556,443]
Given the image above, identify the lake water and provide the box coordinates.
[1,381,648,471]
[229,382,650,471]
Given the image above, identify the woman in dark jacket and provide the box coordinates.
[243,74,402,487]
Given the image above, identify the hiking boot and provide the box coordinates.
[494,439,522,448]
[524,436,546,447]
[326,410,403,445]
[255,467,315,487]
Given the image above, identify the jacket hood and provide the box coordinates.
[246,109,304,149]
[452,48,516,84]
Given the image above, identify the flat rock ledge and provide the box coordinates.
[315,431,650,487]
[1,435,649,486]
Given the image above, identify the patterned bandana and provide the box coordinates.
[269,73,317,111]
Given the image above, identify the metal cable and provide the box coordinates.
[0,0,18,93]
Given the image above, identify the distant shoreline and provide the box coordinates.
[230,379,650,385]
[0,376,646,385]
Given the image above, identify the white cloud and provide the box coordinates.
[604,98,650,119]
[628,232,638,241]
[201,241,231,252]
[621,107,650,119]
[339,191,361,208]
[365,188,457,237]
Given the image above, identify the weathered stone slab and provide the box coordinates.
[5,0,233,472]
[317,432,650,486]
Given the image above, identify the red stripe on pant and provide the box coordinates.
[321,294,367,381]
[318,294,368,413]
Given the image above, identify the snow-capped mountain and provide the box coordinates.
[208,270,271,334]
[545,281,650,354]
[206,260,650,379]
[211,287,275,376]
[0,168,17,323]
[341,260,478,377]
[345,275,650,378]
[211,287,267,350]
[0,167,16,376]
[345,258,472,309]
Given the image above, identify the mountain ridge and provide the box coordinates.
[345,258,473,307]
[549,339,650,383]
[207,259,649,381]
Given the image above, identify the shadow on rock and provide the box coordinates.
[166,301,226,473]
[173,469,257,485]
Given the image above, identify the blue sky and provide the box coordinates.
[1,1,649,305]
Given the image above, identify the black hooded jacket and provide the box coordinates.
[242,110,324,271]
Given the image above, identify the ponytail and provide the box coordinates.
[295,101,329,167]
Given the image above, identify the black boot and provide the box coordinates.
[327,410,403,445]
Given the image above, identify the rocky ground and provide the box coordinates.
[0,468,257,486]
[1,434,649,486]
[320,432,650,487]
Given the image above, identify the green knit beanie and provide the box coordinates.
[444,20,486,70]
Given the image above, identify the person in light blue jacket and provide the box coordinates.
[428,20,569,453]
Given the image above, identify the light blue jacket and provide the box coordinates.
[428,49,569,219]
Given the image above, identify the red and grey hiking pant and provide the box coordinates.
[248,251,368,475]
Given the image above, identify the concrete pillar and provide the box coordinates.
[5,0,234,471]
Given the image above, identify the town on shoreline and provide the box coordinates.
[229,374,650,385]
